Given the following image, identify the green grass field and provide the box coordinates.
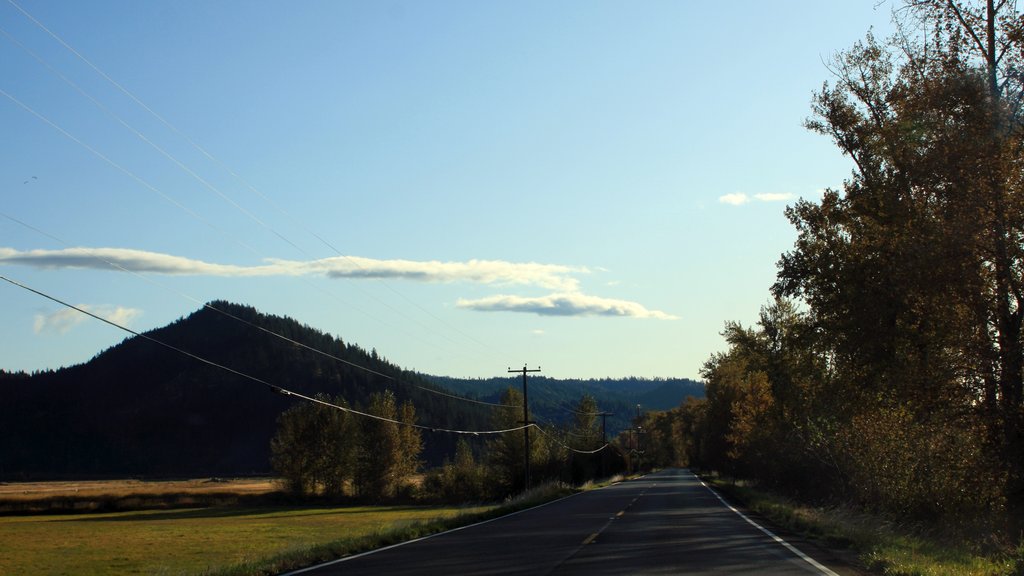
[0,503,493,576]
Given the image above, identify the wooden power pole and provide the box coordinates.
[509,365,541,490]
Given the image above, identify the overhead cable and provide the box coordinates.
[0,215,513,409]
[532,425,611,455]
[4,0,497,360]
[0,273,531,435]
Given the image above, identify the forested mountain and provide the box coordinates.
[0,301,702,480]
[0,301,489,480]
[426,375,704,437]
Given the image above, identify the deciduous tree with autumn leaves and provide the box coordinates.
[688,0,1024,535]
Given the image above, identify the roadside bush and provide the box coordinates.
[836,406,1006,527]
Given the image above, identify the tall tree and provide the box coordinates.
[397,399,423,480]
[488,387,528,494]
[568,394,602,483]
[356,390,418,501]
[775,0,1024,514]
[570,394,601,449]
[270,395,357,497]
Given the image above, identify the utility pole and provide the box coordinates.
[628,426,635,475]
[598,412,613,444]
[635,404,644,473]
[509,365,541,490]
[598,411,612,478]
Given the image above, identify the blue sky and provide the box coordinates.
[1,1,894,380]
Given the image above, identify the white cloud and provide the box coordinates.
[455,292,678,320]
[34,304,142,335]
[2,247,255,276]
[719,193,750,206]
[5,247,674,322]
[309,256,584,291]
[0,247,585,291]
[719,192,796,206]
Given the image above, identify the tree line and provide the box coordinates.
[270,391,422,501]
[270,389,626,502]
[639,0,1024,538]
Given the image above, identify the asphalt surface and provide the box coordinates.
[284,469,854,575]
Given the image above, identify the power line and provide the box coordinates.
[0,77,451,359]
[0,211,383,379]
[3,2,551,419]
[558,402,612,416]
[0,272,532,436]
[3,0,500,361]
[0,82,491,385]
[273,387,532,435]
[408,383,520,409]
[532,425,611,455]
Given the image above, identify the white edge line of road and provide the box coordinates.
[696,474,841,576]
[279,489,588,575]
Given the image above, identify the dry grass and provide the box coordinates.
[0,478,276,500]
[0,501,494,575]
[0,478,279,514]
[0,478,577,575]
[706,476,1021,576]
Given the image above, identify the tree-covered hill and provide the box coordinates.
[0,301,703,480]
[426,375,705,437]
[0,301,489,480]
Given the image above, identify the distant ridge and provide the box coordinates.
[425,375,705,436]
[0,301,703,480]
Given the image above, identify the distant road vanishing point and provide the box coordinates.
[283,468,858,575]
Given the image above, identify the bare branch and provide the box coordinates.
[946,0,991,57]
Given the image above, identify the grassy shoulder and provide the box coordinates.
[0,480,577,576]
[702,474,1022,576]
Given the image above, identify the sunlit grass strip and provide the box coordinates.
[705,476,1021,576]
[0,504,493,576]
[0,482,578,576]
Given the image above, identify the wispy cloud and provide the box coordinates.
[4,247,674,321]
[1,247,255,276]
[311,256,583,291]
[0,248,585,291]
[455,293,678,320]
[34,304,142,335]
[718,192,796,206]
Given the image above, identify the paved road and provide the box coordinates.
[285,469,852,575]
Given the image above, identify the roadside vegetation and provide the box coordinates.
[270,387,626,503]
[705,475,1022,576]
[627,3,1024,574]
